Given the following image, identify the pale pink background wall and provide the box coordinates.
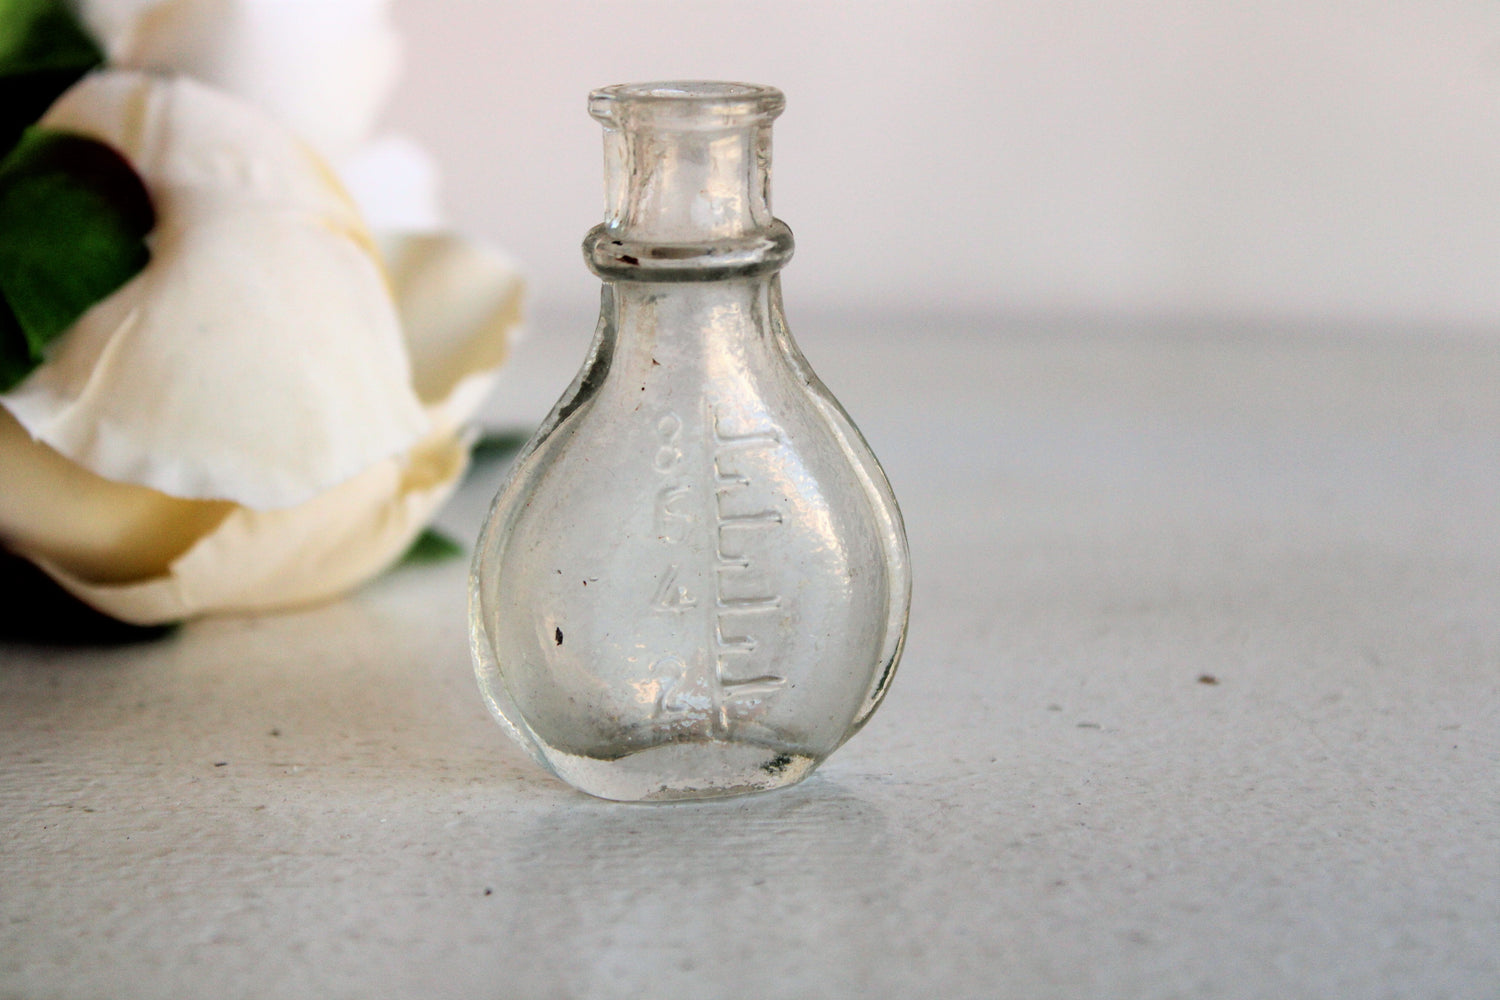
[384,1,1500,330]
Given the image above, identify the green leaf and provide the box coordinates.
[0,0,104,154]
[470,427,531,462]
[401,528,466,565]
[0,293,32,388]
[0,126,154,390]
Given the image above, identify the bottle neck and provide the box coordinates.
[584,82,793,283]
[590,82,782,243]
[600,116,773,243]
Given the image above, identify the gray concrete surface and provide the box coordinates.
[3,315,1497,999]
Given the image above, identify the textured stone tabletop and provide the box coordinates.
[3,313,1497,999]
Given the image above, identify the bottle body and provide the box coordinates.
[469,82,909,801]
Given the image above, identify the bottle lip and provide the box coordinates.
[589,81,785,128]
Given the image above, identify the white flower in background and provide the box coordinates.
[73,0,402,164]
[0,1,523,624]
[72,0,441,228]
[9,72,428,508]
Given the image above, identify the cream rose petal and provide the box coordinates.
[21,426,470,625]
[381,231,525,432]
[0,406,233,584]
[77,0,402,162]
[0,71,428,510]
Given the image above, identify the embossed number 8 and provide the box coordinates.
[653,412,683,473]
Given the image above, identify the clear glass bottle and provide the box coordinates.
[469,81,910,801]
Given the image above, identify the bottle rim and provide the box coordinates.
[589,81,785,127]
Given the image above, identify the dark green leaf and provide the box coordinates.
[0,293,31,388]
[401,528,466,565]
[0,0,103,153]
[0,126,154,390]
[470,427,531,462]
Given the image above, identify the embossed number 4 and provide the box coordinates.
[652,564,698,611]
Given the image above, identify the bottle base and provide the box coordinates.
[541,740,821,802]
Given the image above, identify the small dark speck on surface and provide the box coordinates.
[484,888,493,896]
[763,753,794,774]
[214,762,228,767]
[620,254,640,265]
[1076,722,1101,730]
[1047,704,1062,712]
[269,728,281,737]
[555,627,564,646]
[1198,674,1220,685]
[651,358,661,366]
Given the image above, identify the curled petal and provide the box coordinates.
[0,406,233,584]
[381,231,525,431]
[39,69,366,228]
[15,423,470,625]
[1,71,428,510]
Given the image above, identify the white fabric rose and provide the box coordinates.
[7,72,428,508]
[0,22,522,623]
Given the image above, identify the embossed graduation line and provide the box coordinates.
[709,402,786,730]
[644,402,787,733]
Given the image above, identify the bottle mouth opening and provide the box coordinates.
[590,81,785,128]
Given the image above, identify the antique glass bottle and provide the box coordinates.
[469,82,910,801]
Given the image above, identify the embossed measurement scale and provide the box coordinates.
[469,82,911,801]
